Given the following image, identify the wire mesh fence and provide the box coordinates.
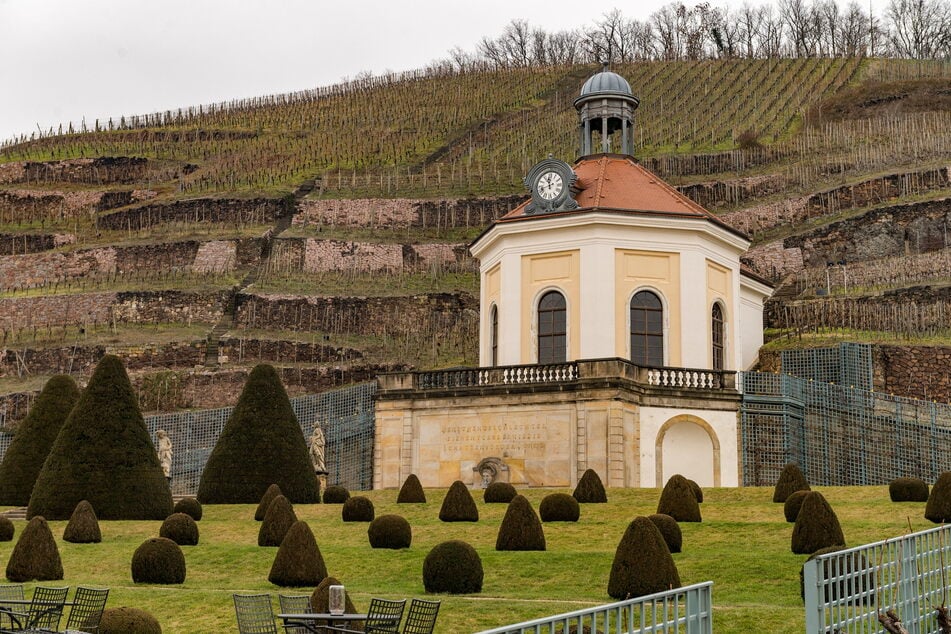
[780,342,873,391]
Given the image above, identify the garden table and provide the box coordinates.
[278,612,369,634]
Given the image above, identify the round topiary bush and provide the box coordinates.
[323,485,350,504]
[0,517,13,542]
[423,540,483,594]
[687,479,703,503]
[799,546,874,604]
[648,513,683,554]
[773,463,811,503]
[63,499,101,544]
[889,477,929,503]
[99,607,162,634]
[657,474,702,522]
[255,484,283,521]
[5,516,63,582]
[28,357,172,520]
[496,495,545,551]
[608,516,681,599]
[784,490,811,523]
[926,472,951,523]
[539,493,580,522]
[397,474,426,503]
[791,492,846,554]
[259,495,298,547]
[311,576,359,619]
[131,537,185,584]
[172,497,203,521]
[368,514,412,549]
[572,469,607,503]
[197,364,318,504]
[439,481,478,522]
[484,481,517,504]
[341,496,375,522]
[268,520,327,587]
[0,375,80,507]
[159,513,199,546]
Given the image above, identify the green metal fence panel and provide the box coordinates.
[803,525,951,634]
[474,582,714,634]
[781,343,873,391]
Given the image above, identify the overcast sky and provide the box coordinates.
[0,0,891,143]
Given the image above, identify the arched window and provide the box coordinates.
[537,291,567,364]
[712,303,725,371]
[490,305,499,366]
[630,291,663,366]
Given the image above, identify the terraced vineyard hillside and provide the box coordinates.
[1,57,951,421]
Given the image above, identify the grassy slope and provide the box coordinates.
[0,486,934,633]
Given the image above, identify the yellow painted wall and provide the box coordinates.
[614,250,681,365]
[520,250,580,363]
[706,260,732,368]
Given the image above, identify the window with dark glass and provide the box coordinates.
[490,305,499,366]
[537,291,567,364]
[630,291,663,366]
[712,302,725,371]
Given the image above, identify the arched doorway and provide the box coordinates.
[655,415,720,487]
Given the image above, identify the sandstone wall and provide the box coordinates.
[267,238,471,273]
[294,195,522,230]
[97,197,288,231]
[0,341,205,378]
[0,233,76,256]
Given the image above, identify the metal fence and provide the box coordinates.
[781,343,873,392]
[803,525,951,634]
[474,582,713,634]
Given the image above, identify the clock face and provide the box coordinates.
[537,171,564,200]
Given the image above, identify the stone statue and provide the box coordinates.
[156,430,172,485]
[309,425,326,475]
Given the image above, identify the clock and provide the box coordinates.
[524,158,578,214]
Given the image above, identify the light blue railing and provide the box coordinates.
[803,525,951,633]
[475,582,713,634]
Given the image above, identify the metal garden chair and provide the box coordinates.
[401,599,440,634]
[0,585,24,631]
[59,586,109,633]
[233,593,278,634]
[0,585,69,633]
[325,597,405,634]
[276,595,311,634]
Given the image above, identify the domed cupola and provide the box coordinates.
[574,63,639,157]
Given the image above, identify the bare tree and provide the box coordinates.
[886,0,951,58]
[737,3,767,57]
[781,0,816,56]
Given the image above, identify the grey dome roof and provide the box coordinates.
[579,71,633,97]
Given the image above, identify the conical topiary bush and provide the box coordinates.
[197,364,318,504]
[889,477,929,502]
[784,490,811,523]
[5,516,63,582]
[648,513,683,554]
[657,474,702,522]
[773,463,811,503]
[63,499,102,544]
[926,472,951,523]
[28,356,171,520]
[0,375,80,506]
[439,481,478,522]
[259,495,298,547]
[255,484,283,521]
[131,537,185,584]
[423,540,483,594]
[572,469,607,503]
[687,479,703,503]
[496,495,545,551]
[791,492,846,554]
[397,474,426,503]
[268,520,328,587]
[0,517,13,542]
[608,516,681,599]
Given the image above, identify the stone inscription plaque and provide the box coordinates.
[441,421,547,455]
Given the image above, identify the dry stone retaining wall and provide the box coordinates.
[97,197,288,231]
[0,341,205,379]
[295,196,522,230]
[0,157,183,185]
[0,233,75,256]
[217,337,362,365]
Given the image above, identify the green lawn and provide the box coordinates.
[0,485,933,633]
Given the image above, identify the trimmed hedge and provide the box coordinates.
[688,479,703,503]
[657,474,701,522]
[484,482,517,504]
[63,499,101,544]
[439,481,478,522]
[926,472,951,523]
[99,607,162,634]
[323,485,350,504]
[255,484,283,521]
[5,516,63,582]
[160,513,199,546]
[773,463,810,503]
[889,477,929,502]
[608,516,681,599]
[0,517,12,542]
[539,493,580,522]
[28,357,172,520]
[572,469,607,503]
[259,495,298,547]
[269,520,328,587]
[648,513,682,553]
[172,497,203,522]
[341,496,375,522]
[791,492,846,554]
[0,375,80,506]
[368,514,412,549]
[397,474,426,503]
[496,495,545,551]
[784,490,810,523]
[197,364,318,504]
[131,537,185,584]
[423,540,483,594]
